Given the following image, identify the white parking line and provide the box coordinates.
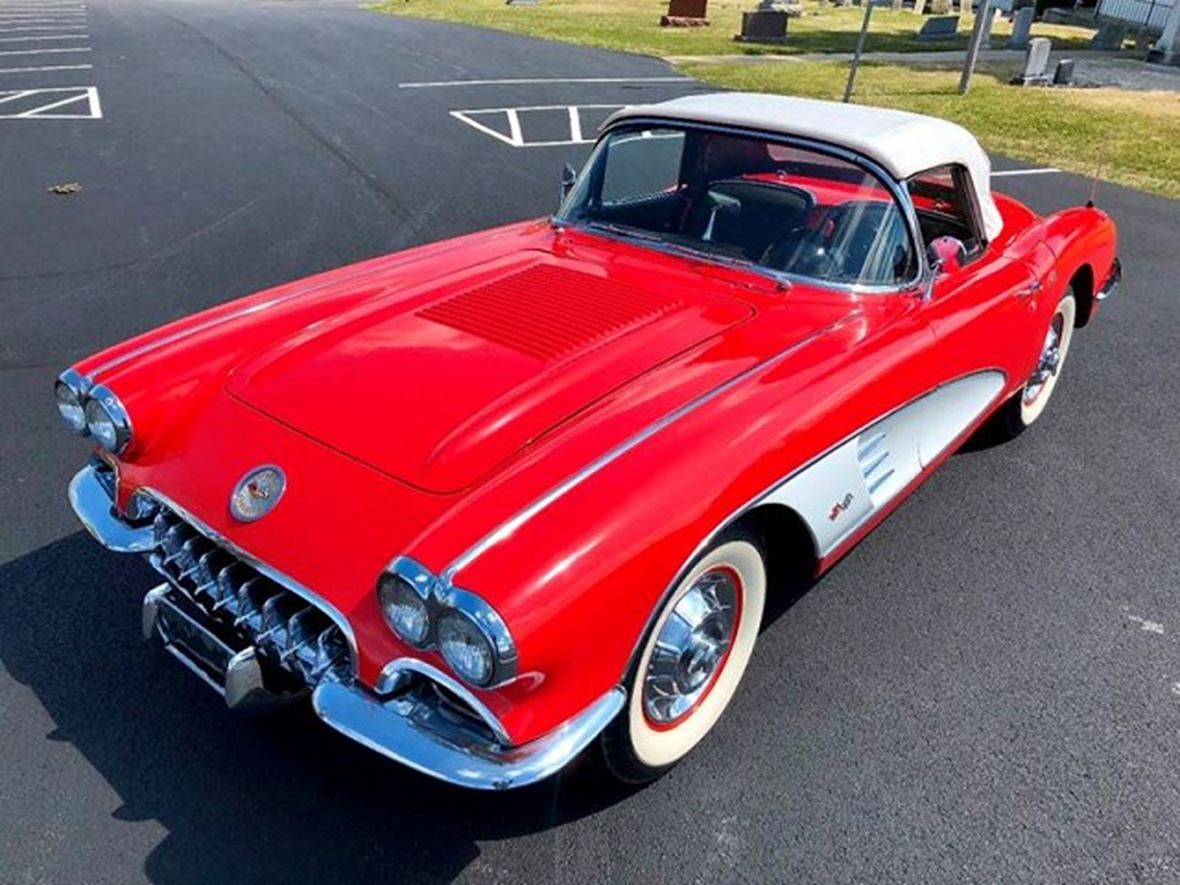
[0,24,85,31]
[0,84,100,117]
[0,45,86,54]
[0,14,87,19]
[452,103,623,148]
[991,168,1062,177]
[0,33,87,40]
[0,61,89,71]
[400,76,690,89]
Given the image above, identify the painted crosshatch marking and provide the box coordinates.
[0,85,101,118]
[450,104,626,148]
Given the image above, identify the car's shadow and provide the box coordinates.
[0,533,651,884]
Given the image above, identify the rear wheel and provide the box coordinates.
[601,533,766,783]
[996,291,1077,439]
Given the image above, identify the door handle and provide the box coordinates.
[1018,279,1043,298]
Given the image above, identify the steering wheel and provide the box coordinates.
[763,201,892,281]
[762,221,841,278]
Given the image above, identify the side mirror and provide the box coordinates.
[707,191,742,218]
[559,163,578,206]
[921,236,967,302]
[928,236,966,276]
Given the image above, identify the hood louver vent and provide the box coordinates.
[417,264,684,361]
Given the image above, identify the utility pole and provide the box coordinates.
[844,0,884,103]
[959,0,992,94]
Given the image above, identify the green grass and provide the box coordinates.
[683,60,1180,197]
[379,0,1096,57]
[379,0,1178,199]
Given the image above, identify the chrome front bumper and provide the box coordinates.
[313,677,624,791]
[69,462,624,790]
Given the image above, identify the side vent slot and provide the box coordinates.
[857,432,896,502]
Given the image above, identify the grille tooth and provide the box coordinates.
[211,563,244,611]
[280,609,319,672]
[311,627,347,679]
[233,578,278,633]
[148,502,352,686]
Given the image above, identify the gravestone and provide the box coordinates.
[912,0,928,14]
[1013,36,1051,84]
[736,1,790,42]
[1089,22,1127,48]
[1007,6,1034,48]
[661,0,710,26]
[917,14,959,39]
[1052,57,1074,84]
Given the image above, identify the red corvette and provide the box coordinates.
[58,94,1119,790]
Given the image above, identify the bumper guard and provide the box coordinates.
[69,462,625,790]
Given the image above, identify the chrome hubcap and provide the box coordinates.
[1025,315,1064,403]
[642,569,739,726]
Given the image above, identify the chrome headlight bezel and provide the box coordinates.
[83,383,133,454]
[376,557,518,688]
[436,609,496,687]
[54,368,92,435]
[378,572,433,648]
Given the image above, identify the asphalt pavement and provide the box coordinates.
[2,1,1179,883]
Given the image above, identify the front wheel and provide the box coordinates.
[600,533,767,784]
[995,291,1077,439]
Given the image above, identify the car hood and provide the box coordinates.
[226,253,755,493]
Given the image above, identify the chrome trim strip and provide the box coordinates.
[59,366,93,397]
[442,313,860,581]
[619,368,1009,681]
[68,464,155,553]
[376,657,513,746]
[1096,256,1121,301]
[84,261,395,381]
[312,680,625,791]
[139,485,360,678]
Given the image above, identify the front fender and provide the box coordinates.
[451,301,946,745]
[1041,206,1119,325]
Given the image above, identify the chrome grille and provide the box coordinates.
[150,507,351,687]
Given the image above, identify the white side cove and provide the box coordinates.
[765,371,1005,557]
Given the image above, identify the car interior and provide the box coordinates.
[570,129,921,288]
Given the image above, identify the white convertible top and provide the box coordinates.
[605,93,1003,240]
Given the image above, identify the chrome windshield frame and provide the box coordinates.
[553,117,929,297]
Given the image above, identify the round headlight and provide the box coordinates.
[84,385,132,454]
[54,381,88,434]
[378,575,431,647]
[437,611,495,686]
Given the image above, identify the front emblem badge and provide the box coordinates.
[230,465,286,522]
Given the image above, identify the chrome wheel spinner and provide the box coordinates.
[642,569,739,727]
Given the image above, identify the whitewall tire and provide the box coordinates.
[996,291,1078,439]
[601,533,767,782]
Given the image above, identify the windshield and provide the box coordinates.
[556,125,918,289]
